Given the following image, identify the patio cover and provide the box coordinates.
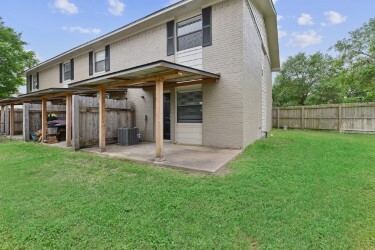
[69,60,220,89]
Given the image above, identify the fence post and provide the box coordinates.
[10,104,14,137]
[277,108,280,129]
[301,106,305,130]
[72,95,80,151]
[4,107,9,135]
[0,105,4,134]
[23,103,30,141]
[338,104,343,132]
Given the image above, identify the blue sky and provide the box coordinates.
[1,0,374,65]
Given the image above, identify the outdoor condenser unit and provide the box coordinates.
[118,127,140,145]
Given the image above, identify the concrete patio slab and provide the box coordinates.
[82,142,242,173]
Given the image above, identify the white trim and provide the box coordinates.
[93,48,106,75]
[174,86,203,145]
[63,61,72,83]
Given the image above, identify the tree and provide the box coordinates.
[0,17,38,98]
[273,18,375,106]
[272,52,340,106]
[332,18,375,103]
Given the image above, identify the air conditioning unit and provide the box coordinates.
[118,127,140,146]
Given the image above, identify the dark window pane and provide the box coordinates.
[95,60,105,72]
[177,91,202,123]
[177,30,202,51]
[64,62,71,81]
[64,71,71,81]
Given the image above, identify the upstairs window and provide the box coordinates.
[177,15,203,51]
[177,91,203,123]
[95,49,105,73]
[64,62,71,81]
[32,74,38,89]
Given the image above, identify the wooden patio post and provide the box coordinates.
[155,78,164,161]
[99,87,106,152]
[72,95,80,151]
[23,103,30,141]
[41,98,47,142]
[0,105,4,134]
[9,103,14,137]
[66,94,72,147]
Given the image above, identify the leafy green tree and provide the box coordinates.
[272,52,339,106]
[332,18,375,102]
[273,18,375,106]
[0,17,38,98]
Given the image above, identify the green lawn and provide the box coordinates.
[0,130,374,249]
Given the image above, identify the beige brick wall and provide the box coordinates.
[202,0,245,149]
[126,89,154,142]
[242,0,262,147]
[110,24,173,72]
[38,64,60,90]
[33,23,174,89]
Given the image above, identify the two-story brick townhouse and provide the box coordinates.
[23,0,279,150]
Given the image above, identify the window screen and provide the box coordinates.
[177,91,203,123]
[95,50,105,73]
[177,15,203,51]
[64,62,71,81]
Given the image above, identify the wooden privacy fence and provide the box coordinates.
[2,97,135,148]
[273,103,375,134]
[3,107,23,135]
[26,104,67,136]
[73,96,135,149]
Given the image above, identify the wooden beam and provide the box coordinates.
[93,71,180,89]
[9,104,14,137]
[23,103,30,141]
[72,95,80,150]
[99,87,106,152]
[0,105,4,134]
[143,78,217,91]
[66,94,72,147]
[41,98,47,142]
[155,78,164,161]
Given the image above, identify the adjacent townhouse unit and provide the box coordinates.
[1,0,279,159]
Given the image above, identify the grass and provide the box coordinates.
[0,130,374,249]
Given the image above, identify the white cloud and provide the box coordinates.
[53,0,78,15]
[277,15,284,22]
[107,0,125,16]
[62,26,101,34]
[278,30,287,39]
[287,30,322,48]
[320,22,327,27]
[278,26,287,38]
[324,11,347,25]
[272,0,278,4]
[297,13,314,26]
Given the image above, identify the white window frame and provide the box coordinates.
[63,61,72,83]
[94,48,106,74]
[177,15,203,52]
[176,89,203,124]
